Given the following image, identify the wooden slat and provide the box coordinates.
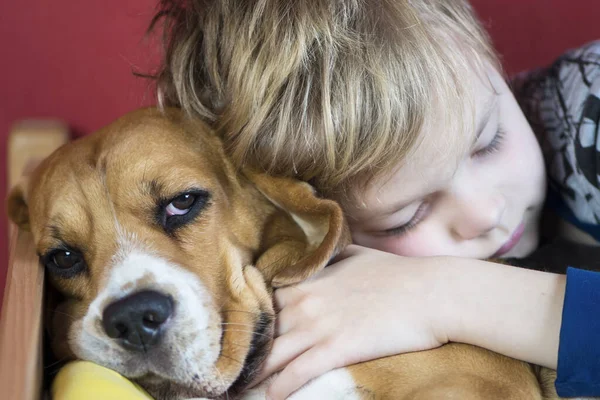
[1,120,69,400]
[7,120,68,189]
[0,227,45,400]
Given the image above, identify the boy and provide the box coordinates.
[152,1,600,398]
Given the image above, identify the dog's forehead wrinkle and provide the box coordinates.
[40,162,118,242]
[96,151,109,175]
[141,160,154,195]
[146,179,163,197]
[41,222,66,249]
[97,171,138,258]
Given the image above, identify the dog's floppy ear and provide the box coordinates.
[245,170,351,288]
[7,179,31,230]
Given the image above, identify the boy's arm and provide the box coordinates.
[441,257,565,370]
[445,257,600,398]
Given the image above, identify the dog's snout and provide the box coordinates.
[102,290,173,352]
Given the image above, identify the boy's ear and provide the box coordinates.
[7,179,31,230]
[244,170,351,288]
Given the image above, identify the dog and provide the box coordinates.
[8,108,563,399]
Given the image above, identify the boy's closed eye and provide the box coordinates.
[378,120,507,237]
[381,201,431,236]
[473,124,506,159]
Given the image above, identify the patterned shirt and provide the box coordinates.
[514,41,600,240]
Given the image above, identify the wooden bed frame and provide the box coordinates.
[0,121,69,400]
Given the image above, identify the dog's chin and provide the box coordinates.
[130,360,230,399]
[137,376,209,400]
[133,311,274,400]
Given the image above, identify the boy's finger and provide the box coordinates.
[266,343,343,400]
[250,331,314,387]
[273,284,306,311]
[274,306,301,336]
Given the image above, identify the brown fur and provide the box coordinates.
[7,108,560,399]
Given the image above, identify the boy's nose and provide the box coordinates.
[449,193,506,241]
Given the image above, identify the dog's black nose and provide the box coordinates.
[102,290,173,352]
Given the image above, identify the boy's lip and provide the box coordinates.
[492,221,525,258]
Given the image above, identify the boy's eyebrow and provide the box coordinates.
[473,94,498,145]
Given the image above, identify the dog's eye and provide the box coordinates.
[160,190,211,233]
[43,249,86,278]
[53,250,81,269]
[166,193,196,216]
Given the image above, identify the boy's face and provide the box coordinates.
[347,67,546,259]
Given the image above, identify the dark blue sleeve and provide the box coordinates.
[555,267,600,396]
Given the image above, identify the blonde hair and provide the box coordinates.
[152,0,498,197]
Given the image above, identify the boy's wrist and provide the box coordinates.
[429,256,471,346]
[414,256,462,347]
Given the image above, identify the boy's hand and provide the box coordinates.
[253,245,451,400]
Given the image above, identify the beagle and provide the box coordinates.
[7,108,562,399]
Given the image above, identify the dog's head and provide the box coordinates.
[7,108,350,399]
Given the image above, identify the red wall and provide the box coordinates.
[472,0,600,74]
[0,0,160,308]
[1,1,599,311]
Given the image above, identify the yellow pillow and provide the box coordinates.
[52,361,154,400]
